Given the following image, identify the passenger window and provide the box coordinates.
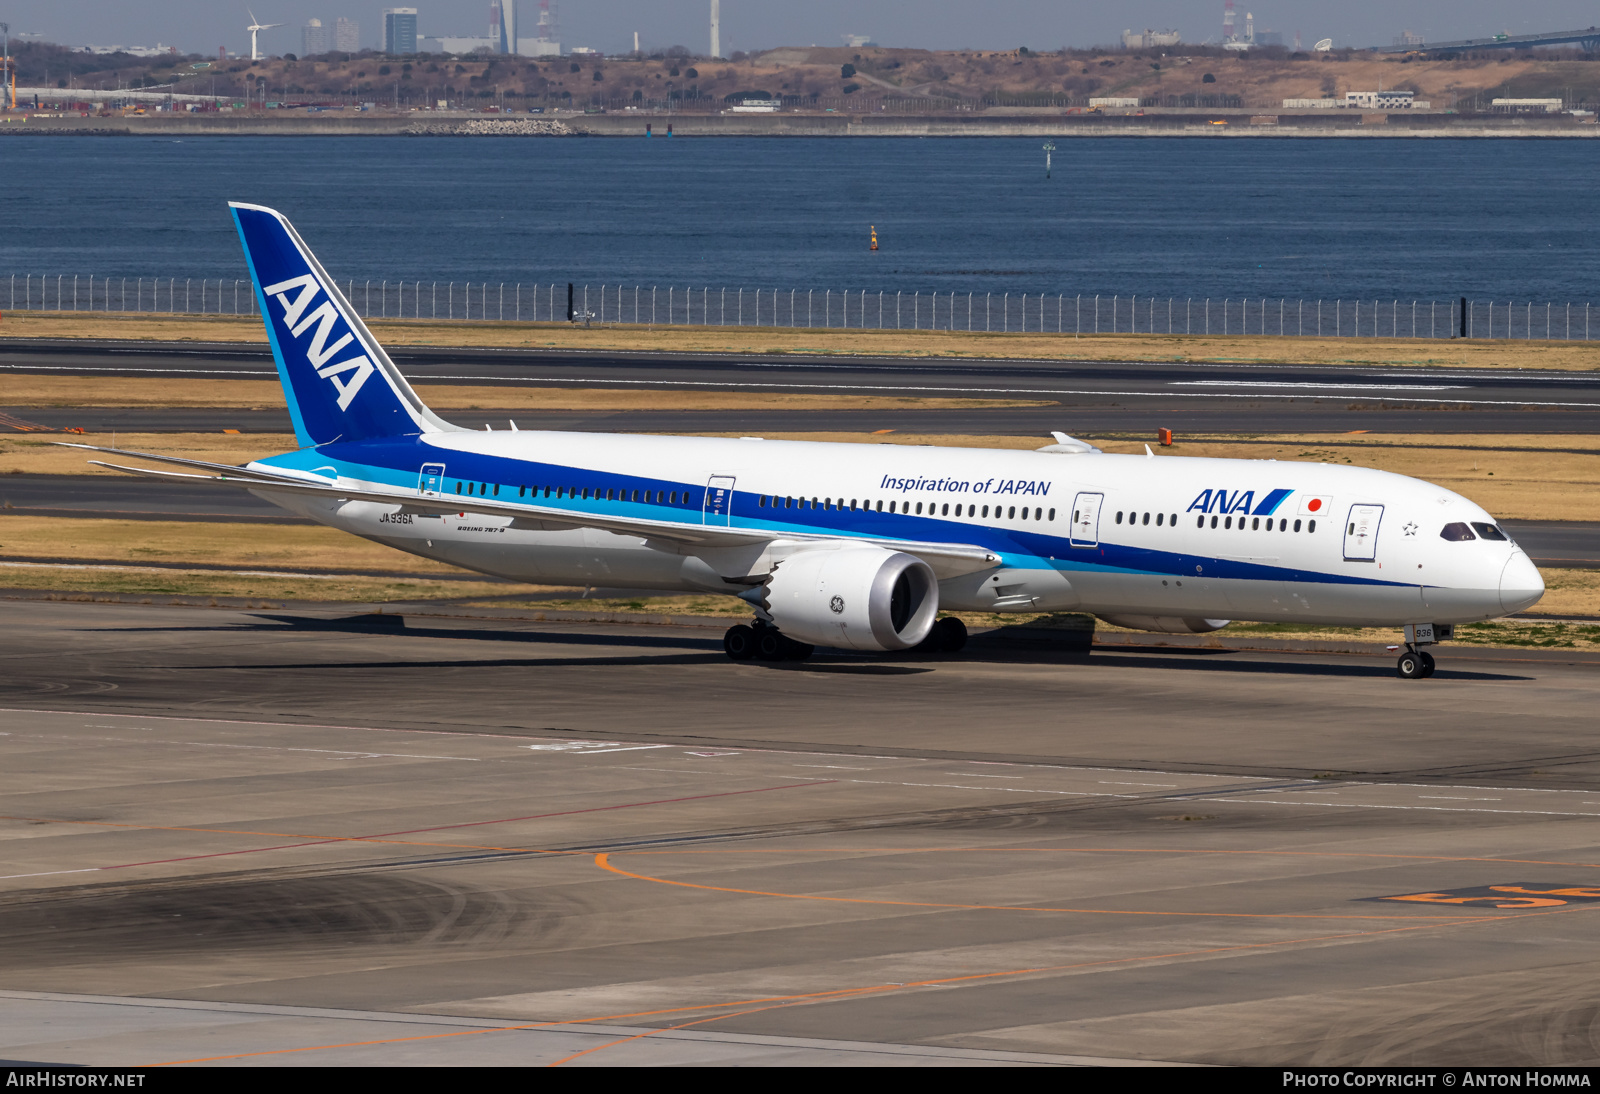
[1251,517,1258,530]
[1197,515,1204,528]
[1170,513,1177,525]
[493,484,500,496]
[1308,520,1317,533]
[982,505,990,518]
[889,501,896,513]
[1008,506,1016,519]
[941,503,949,516]
[1049,508,1056,521]
[1225,516,1232,529]
[1440,522,1476,541]
[455,482,462,494]
[1293,519,1301,532]
[1471,522,1508,541]
[1155,512,1163,526]
[1142,512,1150,526]
[875,500,883,512]
[1116,511,1124,524]
[1211,516,1218,529]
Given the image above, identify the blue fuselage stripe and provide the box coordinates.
[265,440,1412,591]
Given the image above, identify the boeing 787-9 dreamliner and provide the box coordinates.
[65,204,1544,677]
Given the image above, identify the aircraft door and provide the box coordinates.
[1070,492,1104,547]
[703,475,736,525]
[418,463,446,495]
[1344,503,1384,562]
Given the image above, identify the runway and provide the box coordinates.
[5,600,1600,1065]
[7,337,1600,434]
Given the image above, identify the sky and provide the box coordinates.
[10,1,1600,58]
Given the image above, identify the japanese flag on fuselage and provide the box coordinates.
[1298,495,1333,517]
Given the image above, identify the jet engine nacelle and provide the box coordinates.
[1096,615,1231,634]
[762,546,939,651]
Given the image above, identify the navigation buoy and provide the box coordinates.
[869,225,878,251]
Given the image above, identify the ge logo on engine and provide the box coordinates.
[829,595,845,614]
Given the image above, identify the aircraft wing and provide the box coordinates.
[66,444,1000,575]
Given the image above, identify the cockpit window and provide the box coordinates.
[1439,522,1476,542]
[1471,522,1509,542]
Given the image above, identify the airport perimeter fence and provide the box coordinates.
[10,273,1600,342]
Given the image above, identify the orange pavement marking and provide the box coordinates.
[592,851,1488,921]
[148,906,1576,1067]
[0,781,830,873]
[546,1003,804,1068]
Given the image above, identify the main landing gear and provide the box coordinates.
[723,621,813,663]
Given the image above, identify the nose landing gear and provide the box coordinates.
[1396,648,1436,679]
[1395,623,1448,679]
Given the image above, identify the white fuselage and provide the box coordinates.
[251,430,1543,628]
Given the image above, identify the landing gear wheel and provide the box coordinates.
[1419,651,1436,678]
[914,616,968,654]
[755,629,787,662]
[723,624,757,661]
[1396,651,1424,679]
[935,616,967,653]
[755,629,812,662]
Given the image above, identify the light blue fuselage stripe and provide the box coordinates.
[260,440,1416,593]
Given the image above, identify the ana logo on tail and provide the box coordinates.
[261,274,374,411]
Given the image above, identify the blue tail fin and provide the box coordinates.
[230,202,456,448]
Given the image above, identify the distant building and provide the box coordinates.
[841,34,876,48]
[302,19,330,57]
[1089,97,1141,108]
[1491,98,1562,112]
[519,40,561,56]
[418,35,495,55]
[1255,30,1283,46]
[1394,29,1425,47]
[1282,98,1339,109]
[334,18,359,53]
[384,8,418,55]
[1346,89,1420,109]
[1121,28,1181,49]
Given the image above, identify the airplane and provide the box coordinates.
[63,203,1544,679]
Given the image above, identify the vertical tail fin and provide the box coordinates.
[230,202,458,448]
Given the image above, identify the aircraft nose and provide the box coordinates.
[1500,551,1545,615]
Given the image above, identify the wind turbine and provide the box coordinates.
[246,9,284,61]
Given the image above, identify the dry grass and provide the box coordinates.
[2,432,298,476]
[0,564,516,603]
[4,310,1599,371]
[0,375,1039,413]
[0,515,464,574]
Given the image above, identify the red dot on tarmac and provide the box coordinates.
[1308,499,1322,512]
